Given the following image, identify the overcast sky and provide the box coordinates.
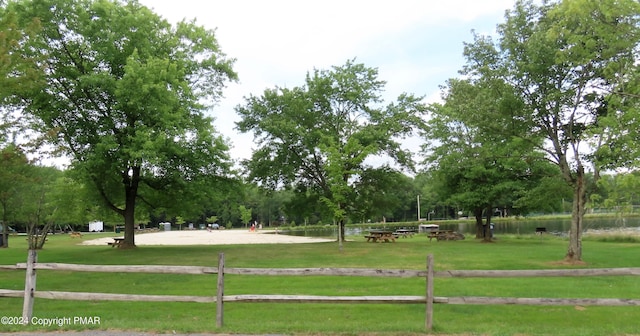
[138,0,519,164]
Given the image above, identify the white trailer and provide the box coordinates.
[418,224,439,233]
[89,221,104,232]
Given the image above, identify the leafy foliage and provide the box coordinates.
[424,76,557,238]
[236,60,425,235]
[0,145,30,247]
[351,166,419,222]
[0,2,41,103]
[6,0,237,247]
[459,0,640,258]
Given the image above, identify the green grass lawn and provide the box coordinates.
[1,231,639,335]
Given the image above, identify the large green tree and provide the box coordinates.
[236,60,425,241]
[7,0,237,247]
[424,76,555,241]
[352,167,419,223]
[462,0,640,260]
[0,144,30,247]
[21,165,64,249]
[281,185,326,226]
[0,1,40,102]
[593,172,640,220]
[0,144,66,249]
[0,2,41,145]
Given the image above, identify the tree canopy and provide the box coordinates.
[236,60,425,240]
[0,144,30,247]
[3,0,640,250]
[460,0,640,260]
[0,2,41,146]
[424,76,558,240]
[0,2,40,102]
[6,0,237,247]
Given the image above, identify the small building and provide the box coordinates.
[88,221,104,232]
[419,224,439,233]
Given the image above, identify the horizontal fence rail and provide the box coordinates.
[2,253,640,331]
[434,268,640,277]
[224,267,424,277]
[6,263,219,274]
[0,289,215,303]
[437,296,640,306]
[7,264,639,277]
[223,294,427,304]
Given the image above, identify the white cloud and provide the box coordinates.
[139,0,518,162]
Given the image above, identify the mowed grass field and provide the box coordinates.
[1,231,639,335]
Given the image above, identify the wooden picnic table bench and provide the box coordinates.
[427,230,466,241]
[108,237,125,248]
[394,229,416,238]
[427,230,452,241]
[365,230,397,243]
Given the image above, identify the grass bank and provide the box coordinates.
[1,231,639,335]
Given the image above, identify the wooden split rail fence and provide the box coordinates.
[1,252,640,331]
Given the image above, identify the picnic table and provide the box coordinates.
[427,230,452,241]
[427,230,465,241]
[394,229,416,238]
[364,230,397,243]
[108,237,125,248]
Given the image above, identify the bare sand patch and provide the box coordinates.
[584,227,640,236]
[80,229,334,246]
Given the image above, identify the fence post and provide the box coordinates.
[22,249,38,325]
[216,252,225,328]
[426,254,434,331]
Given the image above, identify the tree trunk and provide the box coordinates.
[338,219,344,251]
[483,205,493,242]
[1,203,8,248]
[474,207,484,238]
[565,167,586,262]
[120,167,140,248]
[121,196,136,248]
[335,201,346,243]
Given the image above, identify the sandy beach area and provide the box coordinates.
[80,229,334,246]
[585,227,640,236]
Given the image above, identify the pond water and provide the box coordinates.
[280,217,640,238]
